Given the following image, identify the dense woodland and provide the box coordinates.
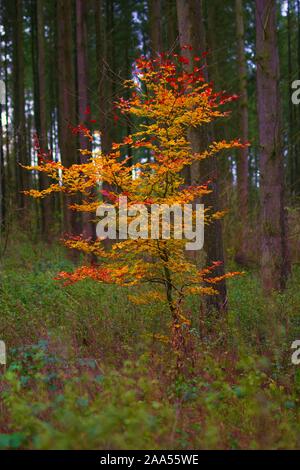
[0,0,300,452]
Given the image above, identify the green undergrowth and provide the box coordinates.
[1,237,300,449]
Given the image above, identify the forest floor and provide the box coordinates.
[1,234,300,449]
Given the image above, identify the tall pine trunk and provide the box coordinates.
[287,0,296,197]
[36,0,52,241]
[255,0,290,292]
[176,0,227,312]
[95,0,114,155]
[95,0,116,248]
[166,0,177,51]
[235,0,249,265]
[13,0,28,215]
[57,0,78,235]
[76,0,94,240]
[0,5,5,233]
[0,102,4,234]
[296,0,300,196]
[148,0,163,54]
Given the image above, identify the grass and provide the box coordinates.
[1,236,300,449]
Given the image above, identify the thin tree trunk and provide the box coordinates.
[36,0,53,241]
[13,0,28,214]
[235,0,249,265]
[176,0,227,312]
[95,0,114,155]
[0,103,4,233]
[287,0,295,196]
[206,0,232,205]
[95,0,115,248]
[4,33,10,193]
[57,0,78,235]
[166,0,177,51]
[148,0,163,54]
[76,0,94,240]
[255,0,290,292]
[296,0,300,196]
[0,5,5,233]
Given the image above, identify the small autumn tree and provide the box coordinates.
[25,53,245,364]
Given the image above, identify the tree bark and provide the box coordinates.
[0,102,4,233]
[95,0,116,248]
[235,0,249,265]
[95,0,114,155]
[176,0,227,312]
[36,0,52,241]
[57,0,79,235]
[0,3,5,233]
[296,0,300,196]
[255,0,290,292]
[166,0,177,51]
[206,0,233,204]
[148,0,163,54]
[287,0,296,197]
[13,0,28,214]
[76,0,94,240]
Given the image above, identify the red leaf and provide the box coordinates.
[179,56,190,65]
